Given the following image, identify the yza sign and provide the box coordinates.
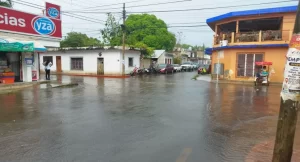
[46,2,61,19]
[32,17,56,35]
[0,4,61,38]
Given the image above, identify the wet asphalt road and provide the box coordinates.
[0,72,300,162]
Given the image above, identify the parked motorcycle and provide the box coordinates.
[130,66,144,76]
[144,67,158,74]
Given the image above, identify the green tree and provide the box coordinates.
[101,13,122,47]
[0,0,12,7]
[60,32,102,47]
[125,14,176,56]
[180,44,192,49]
[173,57,182,64]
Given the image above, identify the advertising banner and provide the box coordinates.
[0,42,34,52]
[281,34,300,101]
[0,6,62,38]
[46,2,61,19]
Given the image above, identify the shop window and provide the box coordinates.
[43,56,53,63]
[128,57,133,67]
[71,58,83,70]
[237,54,263,77]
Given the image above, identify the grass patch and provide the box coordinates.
[192,74,200,80]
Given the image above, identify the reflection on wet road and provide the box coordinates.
[0,73,299,162]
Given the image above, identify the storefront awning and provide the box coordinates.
[0,42,34,52]
[0,38,47,52]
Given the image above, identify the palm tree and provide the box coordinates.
[0,0,12,8]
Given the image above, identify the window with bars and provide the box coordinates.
[237,54,263,77]
[71,58,83,70]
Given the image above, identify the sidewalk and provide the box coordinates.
[0,80,49,92]
[196,75,211,82]
[0,78,79,93]
[245,140,300,162]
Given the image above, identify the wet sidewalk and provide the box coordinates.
[0,75,79,93]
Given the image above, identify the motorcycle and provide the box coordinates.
[144,67,158,74]
[130,66,144,76]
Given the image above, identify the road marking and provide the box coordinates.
[176,148,192,162]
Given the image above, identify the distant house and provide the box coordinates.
[153,50,174,64]
[40,48,141,76]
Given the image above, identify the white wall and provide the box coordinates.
[124,52,140,73]
[40,50,140,75]
[157,54,165,64]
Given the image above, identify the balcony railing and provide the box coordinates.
[235,31,259,42]
[262,30,282,41]
[214,30,291,45]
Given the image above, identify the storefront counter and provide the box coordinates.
[0,72,15,84]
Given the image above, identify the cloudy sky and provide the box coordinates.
[13,0,298,47]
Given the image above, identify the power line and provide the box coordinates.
[127,0,297,13]
[169,25,208,28]
[64,0,192,13]
[15,0,106,24]
[64,0,145,11]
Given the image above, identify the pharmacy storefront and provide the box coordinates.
[0,2,61,84]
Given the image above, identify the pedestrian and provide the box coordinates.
[43,60,52,80]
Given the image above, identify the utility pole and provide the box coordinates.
[272,1,300,161]
[122,3,126,76]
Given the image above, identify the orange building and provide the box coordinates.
[205,6,297,83]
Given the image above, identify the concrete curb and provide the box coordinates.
[51,83,79,88]
[50,73,131,79]
[0,81,49,91]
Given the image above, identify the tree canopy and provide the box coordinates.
[101,13,122,47]
[60,32,102,48]
[0,0,12,7]
[125,14,176,55]
[100,13,176,56]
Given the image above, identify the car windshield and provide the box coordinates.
[183,62,190,65]
[173,64,179,67]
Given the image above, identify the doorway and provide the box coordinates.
[97,58,104,75]
[56,56,62,73]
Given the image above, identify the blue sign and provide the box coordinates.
[47,7,59,18]
[25,58,33,65]
[32,17,56,35]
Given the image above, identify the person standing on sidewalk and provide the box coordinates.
[43,60,52,80]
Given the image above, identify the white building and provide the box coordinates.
[40,48,141,75]
[153,50,174,64]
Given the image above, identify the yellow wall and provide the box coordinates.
[212,47,288,83]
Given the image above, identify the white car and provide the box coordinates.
[173,64,182,72]
[181,62,193,71]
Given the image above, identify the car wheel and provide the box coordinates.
[165,71,167,74]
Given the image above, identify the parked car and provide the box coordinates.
[198,64,211,74]
[192,63,198,70]
[181,62,193,71]
[172,64,182,72]
[157,64,174,74]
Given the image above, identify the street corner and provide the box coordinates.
[245,140,300,162]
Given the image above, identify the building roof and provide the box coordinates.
[152,50,165,58]
[206,5,297,30]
